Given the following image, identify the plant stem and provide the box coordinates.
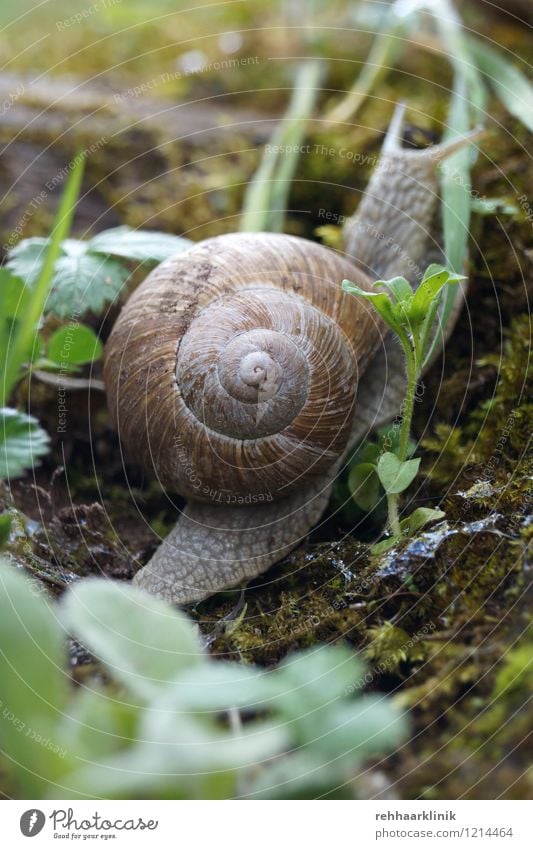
[387,491,401,538]
[398,345,419,462]
[384,345,418,539]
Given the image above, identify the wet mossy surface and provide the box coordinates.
[1,1,532,800]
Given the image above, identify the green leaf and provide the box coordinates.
[407,507,445,535]
[47,253,130,317]
[468,35,533,133]
[275,645,364,717]
[248,749,344,799]
[358,440,381,464]
[0,560,69,794]
[374,275,413,303]
[437,73,473,369]
[310,696,408,762]
[88,226,193,263]
[0,407,50,479]
[376,425,416,459]
[409,267,465,325]
[348,462,381,512]
[60,578,206,700]
[0,514,11,547]
[0,269,32,372]
[168,662,280,712]
[5,238,52,286]
[2,155,85,403]
[326,14,404,124]
[66,704,285,799]
[342,279,402,335]
[61,685,140,762]
[421,263,448,282]
[370,537,398,555]
[240,59,323,233]
[377,452,420,494]
[7,239,130,318]
[0,269,32,320]
[471,197,518,216]
[47,324,103,366]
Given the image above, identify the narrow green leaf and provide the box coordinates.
[429,0,487,123]
[240,59,323,233]
[88,226,193,263]
[47,324,103,366]
[348,462,381,512]
[440,73,472,276]
[60,578,206,701]
[468,35,533,133]
[377,452,420,494]
[2,155,85,404]
[0,408,50,479]
[471,197,518,216]
[326,16,404,124]
[408,507,445,535]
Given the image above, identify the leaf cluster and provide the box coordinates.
[6,227,191,318]
[0,563,407,800]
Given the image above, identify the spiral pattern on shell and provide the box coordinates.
[104,232,381,502]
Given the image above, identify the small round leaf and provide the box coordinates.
[47,324,103,366]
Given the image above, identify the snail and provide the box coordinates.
[104,105,480,605]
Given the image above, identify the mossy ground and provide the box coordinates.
[1,0,531,800]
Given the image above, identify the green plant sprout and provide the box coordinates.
[342,264,466,553]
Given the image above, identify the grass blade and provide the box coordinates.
[468,35,533,132]
[240,60,323,233]
[1,155,85,404]
[326,24,402,124]
[429,0,487,122]
[423,74,475,368]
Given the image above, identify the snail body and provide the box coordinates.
[104,106,479,604]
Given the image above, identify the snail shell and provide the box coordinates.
[104,233,382,505]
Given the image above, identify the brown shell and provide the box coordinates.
[104,232,381,502]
